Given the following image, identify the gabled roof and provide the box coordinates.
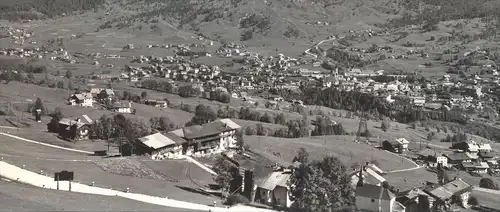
[395,138,409,145]
[366,164,385,174]
[478,143,492,151]
[478,151,496,159]
[182,119,239,139]
[170,128,185,137]
[466,142,479,152]
[259,171,291,191]
[137,133,177,149]
[356,184,394,200]
[58,115,93,128]
[219,119,241,130]
[397,188,428,199]
[165,132,187,145]
[70,93,92,100]
[424,178,471,200]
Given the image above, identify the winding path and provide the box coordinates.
[304,36,337,58]
[304,36,337,59]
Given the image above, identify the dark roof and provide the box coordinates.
[479,151,496,159]
[356,184,394,200]
[446,152,472,161]
[165,132,187,145]
[58,115,93,129]
[182,120,235,139]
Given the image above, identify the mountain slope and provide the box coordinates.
[100,0,401,44]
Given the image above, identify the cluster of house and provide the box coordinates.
[381,137,499,174]
[67,88,133,113]
[0,44,85,65]
[1,27,34,45]
[253,161,473,211]
[121,55,223,83]
[428,140,498,174]
[52,114,242,158]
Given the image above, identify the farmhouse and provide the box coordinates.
[396,188,435,211]
[423,178,471,208]
[416,148,448,168]
[144,99,168,108]
[452,140,492,154]
[169,119,241,156]
[112,101,132,113]
[57,115,93,141]
[445,152,477,164]
[461,162,489,173]
[255,169,293,208]
[68,93,93,107]
[134,132,184,159]
[382,138,409,154]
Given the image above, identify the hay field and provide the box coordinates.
[245,135,415,172]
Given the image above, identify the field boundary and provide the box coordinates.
[0,132,94,155]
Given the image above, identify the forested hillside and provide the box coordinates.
[0,0,105,20]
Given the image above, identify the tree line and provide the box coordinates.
[141,79,231,103]
[301,87,468,124]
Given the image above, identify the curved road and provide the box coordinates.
[304,36,338,58]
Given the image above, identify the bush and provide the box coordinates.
[479,178,498,190]
[225,194,249,206]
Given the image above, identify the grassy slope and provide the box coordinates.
[245,135,415,171]
[100,0,398,49]
[0,180,199,212]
